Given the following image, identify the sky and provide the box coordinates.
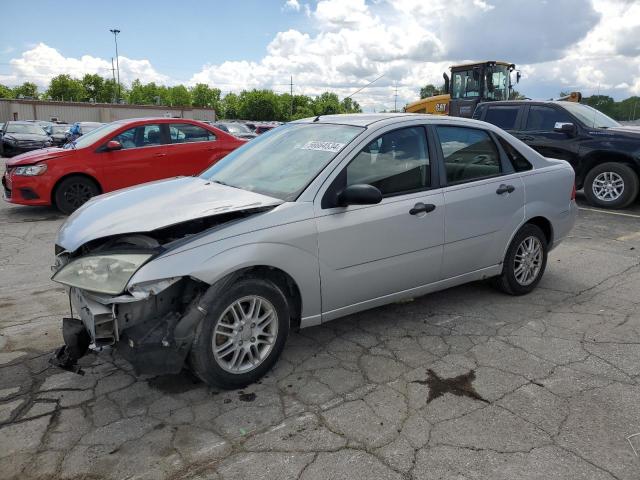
[1,0,639,112]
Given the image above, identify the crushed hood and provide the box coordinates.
[6,147,73,166]
[57,176,283,252]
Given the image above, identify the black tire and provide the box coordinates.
[53,175,100,214]
[583,162,639,209]
[189,277,290,390]
[492,224,548,296]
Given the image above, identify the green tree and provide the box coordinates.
[81,74,105,102]
[221,92,241,118]
[13,82,38,99]
[313,92,342,115]
[46,75,84,101]
[238,89,282,120]
[341,97,362,113]
[191,83,222,110]
[0,84,14,99]
[99,78,119,103]
[584,95,616,118]
[617,96,640,121]
[419,84,441,98]
[167,85,192,106]
[129,80,162,105]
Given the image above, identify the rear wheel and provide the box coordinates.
[583,162,639,209]
[54,175,100,214]
[189,277,290,390]
[492,224,548,296]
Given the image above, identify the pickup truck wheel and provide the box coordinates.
[189,277,290,390]
[492,224,548,296]
[54,176,100,214]
[584,163,639,209]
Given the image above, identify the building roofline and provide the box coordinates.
[0,98,215,111]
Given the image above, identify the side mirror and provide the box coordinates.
[105,140,123,151]
[337,184,382,207]
[554,122,576,135]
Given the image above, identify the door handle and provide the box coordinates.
[154,152,167,157]
[409,202,436,215]
[496,184,515,195]
[516,135,534,142]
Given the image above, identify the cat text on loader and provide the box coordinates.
[405,61,519,118]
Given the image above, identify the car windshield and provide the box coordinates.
[5,123,46,135]
[223,123,252,134]
[51,125,69,133]
[560,103,621,129]
[63,123,122,149]
[201,123,364,200]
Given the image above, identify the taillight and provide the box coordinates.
[571,183,576,201]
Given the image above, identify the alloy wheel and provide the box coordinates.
[64,182,93,208]
[513,236,543,286]
[592,171,624,202]
[212,295,278,374]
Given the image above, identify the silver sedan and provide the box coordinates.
[50,113,577,388]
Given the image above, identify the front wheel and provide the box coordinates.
[583,162,639,209]
[492,224,548,296]
[189,277,290,389]
[54,175,100,214]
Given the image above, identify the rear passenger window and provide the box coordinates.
[169,123,216,143]
[436,126,501,184]
[498,137,532,172]
[346,127,430,196]
[525,106,572,131]
[484,106,519,130]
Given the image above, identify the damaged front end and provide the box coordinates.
[49,207,269,376]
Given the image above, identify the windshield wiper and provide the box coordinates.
[210,179,240,189]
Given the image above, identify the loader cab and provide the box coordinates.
[448,62,515,118]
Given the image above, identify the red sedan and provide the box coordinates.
[2,118,246,214]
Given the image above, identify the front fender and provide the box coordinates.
[129,221,321,322]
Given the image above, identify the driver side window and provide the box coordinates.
[436,126,501,184]
[346,126,430,197]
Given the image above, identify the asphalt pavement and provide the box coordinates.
[1,157,639,479]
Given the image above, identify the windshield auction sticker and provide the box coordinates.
[300,141,345,153]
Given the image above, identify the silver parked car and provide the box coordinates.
[50,114,577,388]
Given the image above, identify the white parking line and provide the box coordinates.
[578,207,640,219]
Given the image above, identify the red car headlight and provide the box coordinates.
[13,164,48,176]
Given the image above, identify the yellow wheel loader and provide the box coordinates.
[406,61,519,117]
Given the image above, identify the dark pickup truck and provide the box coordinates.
[474,100,640,209]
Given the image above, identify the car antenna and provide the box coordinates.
[313,115,321,122]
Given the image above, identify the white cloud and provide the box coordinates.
[0,43,169,89]
[2,1,639,110]
[283,0,301,12]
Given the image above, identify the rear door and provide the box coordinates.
[166,123,224,177]
[478,104,523,133]
[99,123,167,191]
[435,125,525,278]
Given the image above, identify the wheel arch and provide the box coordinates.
[580,151,639,187]
[501,215,554,262]
[51,172,103,206]
[524,216,553,246]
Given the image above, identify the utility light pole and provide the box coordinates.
[110,29,121,103]
[290,76,293,119]
[111,58,117,103]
